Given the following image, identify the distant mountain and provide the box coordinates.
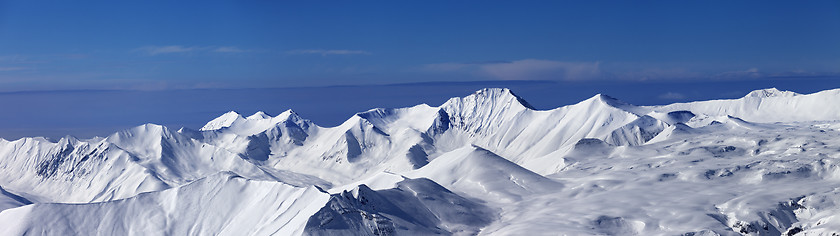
[1,87,840,235]
[651,87,840,123]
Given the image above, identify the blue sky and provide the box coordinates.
[0,1,839,139]
[1,1,838,91]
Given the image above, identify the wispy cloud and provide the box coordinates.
[712,68,762,80]
[286,49,371,56]
[135,45,251,55]
[610,68,703,81]
[658,92,686,100]
[425,59,601,81]
[712,68,840,80]
[213,47,249,53]
[426,61,840,82]
[767,70,840,78]
[135,45,198,55]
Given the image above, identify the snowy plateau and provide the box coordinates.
[2,87,840,236]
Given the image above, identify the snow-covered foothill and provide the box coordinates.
[0,87,839,235]
[0,172,331,236]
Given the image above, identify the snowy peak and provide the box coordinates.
[578,93,644,115]
[353,104,439,134]
[246,111,272,120]
[201,111,244,131]
[200,109,311,137]
[744,88,800,98]
[445,88,535,111]
[108,123,173,142]
[440,88,536,135]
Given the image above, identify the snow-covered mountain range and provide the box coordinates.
[2,87,840,235]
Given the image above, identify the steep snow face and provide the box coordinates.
[184,110,315,163]
[653,88,840,123]
[439,88,534,136]
[782,188,840,235]
[0,123,327,203]
[0,173,331,236]
[0,136,170,203]
[306,178,494,235]
[105,124,301,185]
[0,185,30,212]
[200,111,244,131]
[355,104,440,135]
[436,90,644,174]
[605,115,668,146]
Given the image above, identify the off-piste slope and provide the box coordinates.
[0,123,327,203]
[0,136,171,203]
[477,118,840,235]
[406,145,563,203]
[306,178,495,236]
[651,88,840,123]
[0,185,30,212]
[0,172,495,236]
[0,87,839,235]
[0,172,331,236]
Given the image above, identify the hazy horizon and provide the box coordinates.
[2,77,838,140]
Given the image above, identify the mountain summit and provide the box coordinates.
[745,88,800,98]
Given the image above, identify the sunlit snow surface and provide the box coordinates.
[2,87,840,235]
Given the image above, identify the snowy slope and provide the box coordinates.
[306,178,495,235]
[1,87,840,235]
[163,89,653,184]
[652,88,840,123]
[0,123,328,203]
[0,172,331,236]
[0,185,30,212]
[436,91,643,166]
[0,172,495,236]
[478,120,840,235]
[406,145,563,203]
[0,136,171,203]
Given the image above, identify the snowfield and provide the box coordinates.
[1,87,840,235]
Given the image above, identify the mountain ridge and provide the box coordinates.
[2,87,840,235]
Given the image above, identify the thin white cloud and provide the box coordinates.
[767,70,840,78]
[135,46,251,55]
[425,59,601,81]
[213,47,249,53]
[658,92,686,100]
[611,68,702,81]
[287,49,371,56]
[481,59,600,80]
[135,45,198,55]
[712,68,762,80]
